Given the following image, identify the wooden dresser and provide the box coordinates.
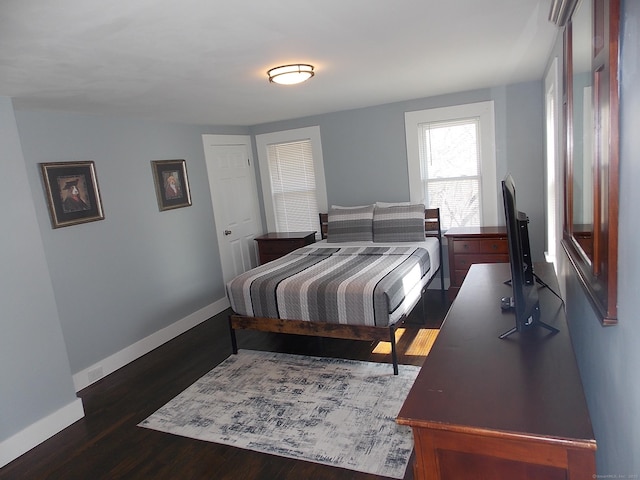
[254,231,316,264]
[397,262,596,479]
[445,226,508,300]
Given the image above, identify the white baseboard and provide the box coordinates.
[0,398,84,468]
[73,297,230,392]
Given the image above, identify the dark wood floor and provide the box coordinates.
[1,291,449,480]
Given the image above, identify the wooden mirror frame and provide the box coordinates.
[552,0,620,324]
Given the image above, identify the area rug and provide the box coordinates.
[139,349,420,479]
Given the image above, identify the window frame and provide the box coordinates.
[405,101,498,229]
[256,126,328,234]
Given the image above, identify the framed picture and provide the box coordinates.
[40,161,105,229]
[151,159,192,211]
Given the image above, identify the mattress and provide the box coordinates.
[226,238,440,327]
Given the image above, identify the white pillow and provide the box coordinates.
[375,201,412,208]
[331,204,373,209]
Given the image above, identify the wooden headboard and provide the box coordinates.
[319,213,329,239]
[318,208,442,241]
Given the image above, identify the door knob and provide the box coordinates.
[224,230,232,235]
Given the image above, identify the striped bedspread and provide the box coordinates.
[226,244,432,327]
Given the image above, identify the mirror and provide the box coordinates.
[559,0,620,324]
[570,0,594,261]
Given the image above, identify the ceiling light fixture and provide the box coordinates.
[267,64,314,85]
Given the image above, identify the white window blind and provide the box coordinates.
[418,118,482,229]
[267,139,319,232]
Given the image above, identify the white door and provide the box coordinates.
[202,134,263,285]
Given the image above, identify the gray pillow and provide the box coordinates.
[327,205,375,242]
[373,204,425,242]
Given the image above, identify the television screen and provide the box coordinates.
[500,174,558,339]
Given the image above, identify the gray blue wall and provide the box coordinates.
[559,1,640,476]
[251,82,546,261]
[0,97,80,452]
[15,111,247,377]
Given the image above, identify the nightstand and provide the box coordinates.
[255,231,316,264]
[445,226,508,300]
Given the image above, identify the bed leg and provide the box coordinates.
[389,325,399,375]
[421,289,428,325]
[228,317,238,354]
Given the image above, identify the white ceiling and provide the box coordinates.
[0,0,559,126]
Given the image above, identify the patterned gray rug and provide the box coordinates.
[139,349,419,479]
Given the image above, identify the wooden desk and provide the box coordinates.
[397,263,596,479]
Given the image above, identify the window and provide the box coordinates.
[544,57,560,268]
[267,140,317,231]
[256,126,328,234]
[419,119,482,228]
[406,101,497,230]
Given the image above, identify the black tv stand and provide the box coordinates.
[500,272,564,339]
[499,314,560,339]
[499,294,560,339]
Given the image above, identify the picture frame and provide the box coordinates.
[151,159,192,211]
[40,161,105,229]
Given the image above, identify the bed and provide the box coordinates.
[226,204,444,374]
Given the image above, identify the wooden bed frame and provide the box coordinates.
[228,208,444,374]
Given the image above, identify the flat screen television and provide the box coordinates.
[500,173,558,339]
